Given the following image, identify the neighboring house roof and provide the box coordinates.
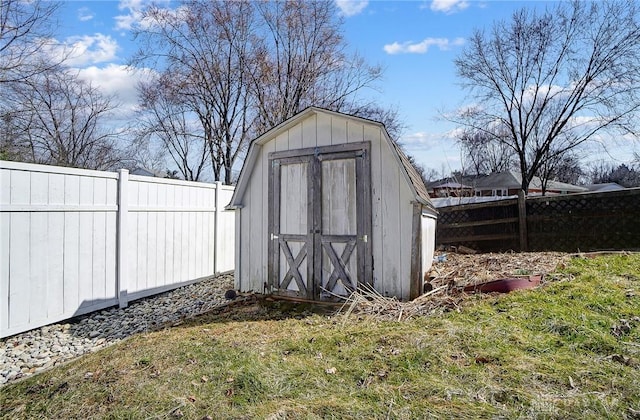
[431,195,516,208]
[584,183,625,192]
[430,181,474,189]
[473,170,588,193]
[131,167,166,178]
[227,106,435,213]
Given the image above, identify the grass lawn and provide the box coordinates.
[1,254,639,419]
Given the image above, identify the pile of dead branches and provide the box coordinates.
[428,251,570,289]
[337,283,463,322]
[337,251,572,322]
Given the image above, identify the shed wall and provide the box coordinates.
[237,113,417,299]
[421,214,437,278]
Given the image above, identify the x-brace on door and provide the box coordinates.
[268,142,372,301]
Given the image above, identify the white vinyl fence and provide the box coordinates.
[0,161,235,338]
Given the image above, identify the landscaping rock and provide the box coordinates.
[0,273,233,386]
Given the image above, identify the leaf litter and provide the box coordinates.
[336,251,572,322]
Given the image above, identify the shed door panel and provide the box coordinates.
[319,158,358,298]
[321,159,356,236]
[280,162,308,235]
[270,158,313,298]
[278,162,310,295]
[269,142,371,301]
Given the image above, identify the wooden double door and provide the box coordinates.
[268,142,372,300]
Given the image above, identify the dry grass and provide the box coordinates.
[1,253,639,419]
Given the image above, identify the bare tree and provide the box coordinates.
[251,0,382,134]
[457,130,515,176]
[347,103,406,141]
[0,0,63,84]
[131,0,387,184]
[3,68,128,170]
[136,73,210,181]
[0,100,29,160]
[421,167,441,184]
[536,151,585,193]
[403,153,432,188]
[589,161,640,187]
[131,0,255,184]
[453,0,640,194]
[549,155,585,186]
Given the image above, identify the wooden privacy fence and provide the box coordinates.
[1,161,235,338]
[436,188,640,253]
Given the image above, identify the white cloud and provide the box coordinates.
[114,13,140,31]
[430,0,469,13]
[400,131,462,171]
[77,64,155,118]
[118,0,146,10]
[61,34,119,67]
[335,0,369,17]
[77,7,94,22]
[383,37,464,54]
[115,0,171,30]
[115,1,145,32]
[401,131,456,150]
[44,34,119,67]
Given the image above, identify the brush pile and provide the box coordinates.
[427,251,570,289]
[337,283,462,322]
[337,251,570,321]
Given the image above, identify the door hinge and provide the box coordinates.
[362,234,368,243]
[270,233,279,240]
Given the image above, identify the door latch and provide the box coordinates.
[270,233,279,240]
[362,235,368,243]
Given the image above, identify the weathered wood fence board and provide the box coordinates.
[1,161,235,338]
[526,189,640,252]
[436,188,640,253]
[436,198,519,252]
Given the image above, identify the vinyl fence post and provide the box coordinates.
[117,169,129,308]
[518,190,528,252]
[214,181,222,274]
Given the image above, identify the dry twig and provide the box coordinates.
[336,251,570,322]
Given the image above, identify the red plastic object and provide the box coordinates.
[463,274,542,293]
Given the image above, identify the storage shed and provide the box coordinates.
[227,107,437,301]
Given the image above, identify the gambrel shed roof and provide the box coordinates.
[228,107,435,213]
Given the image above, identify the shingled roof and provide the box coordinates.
[388,138,435,211]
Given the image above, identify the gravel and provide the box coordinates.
[0,273,234,386]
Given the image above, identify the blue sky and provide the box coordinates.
[54,0,637,174]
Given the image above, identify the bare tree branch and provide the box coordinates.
[451,0,640,193]
[2,68,129,170]
[0,0,65,84]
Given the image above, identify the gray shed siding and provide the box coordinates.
[233,109,433,301]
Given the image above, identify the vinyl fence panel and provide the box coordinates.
[124,175,218,301]
[0,162,119,337]
[1,161,235,338]
[215,185,236,273]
